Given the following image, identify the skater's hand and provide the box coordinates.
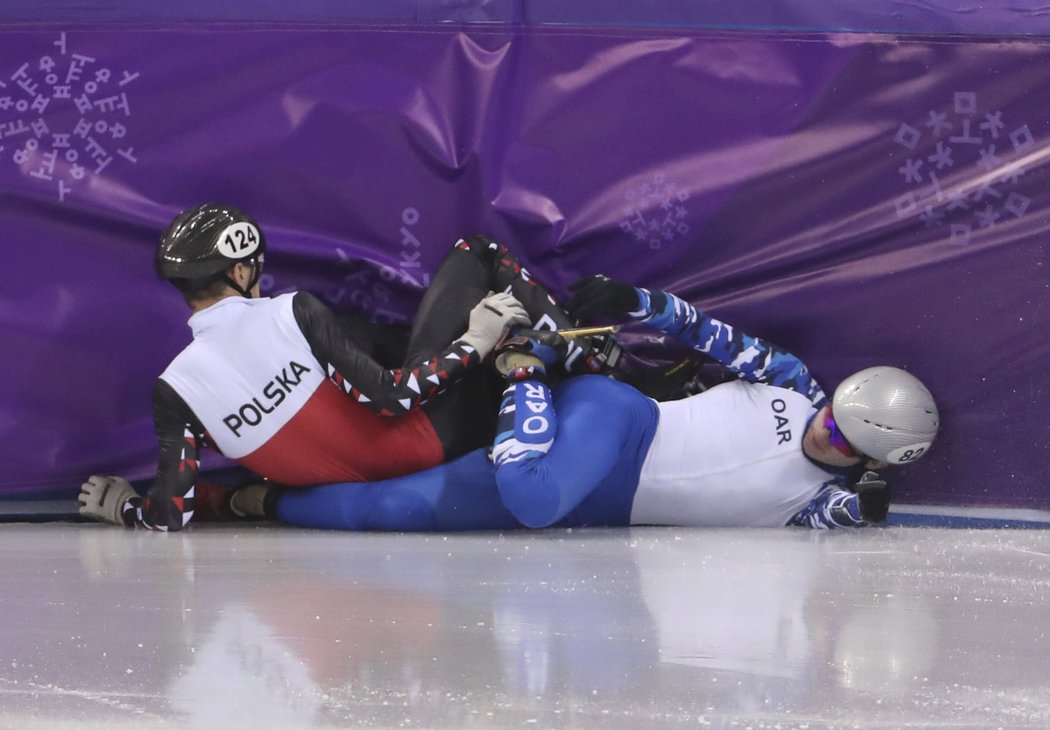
[854,471,889,523]
[78,475,136,526]
[461,292,530,357]
[566,275,640,324]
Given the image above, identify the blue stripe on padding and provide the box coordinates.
[886,506,1050,529]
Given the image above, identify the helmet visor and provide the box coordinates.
[824,406,866,460]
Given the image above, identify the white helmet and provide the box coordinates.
[832,366,939,465]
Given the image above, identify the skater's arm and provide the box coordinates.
[788,472,889,529]
[568,276,825,404]
[293,291,526,416]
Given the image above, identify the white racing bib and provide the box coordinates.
[215,221,262,259]
[160,294,325,458]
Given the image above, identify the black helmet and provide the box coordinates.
[156,203,266,295]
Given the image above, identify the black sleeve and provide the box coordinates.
[124,379,208,531]
[292,292,481,416]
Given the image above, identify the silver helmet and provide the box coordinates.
[832,366,939,465]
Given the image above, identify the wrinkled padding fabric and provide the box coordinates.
[0,16,1046,509]
[1,1,1048,36]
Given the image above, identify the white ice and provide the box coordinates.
[0,524,1047,729]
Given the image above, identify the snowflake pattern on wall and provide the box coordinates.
[0,32,140,202]
[620,173,690,250]
[892,92,1035,246]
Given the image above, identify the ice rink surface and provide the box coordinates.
[0,524,1047,729]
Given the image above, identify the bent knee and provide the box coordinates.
[496,466,562,529]
[453,234,504,262]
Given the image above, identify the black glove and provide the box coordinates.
[854,471,890,523]
[565,275,640,324]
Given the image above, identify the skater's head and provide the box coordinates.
[156,203,266,307]
[803,366,939,469]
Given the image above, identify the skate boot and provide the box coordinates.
[493,329,568,377]
[228,481,282,520]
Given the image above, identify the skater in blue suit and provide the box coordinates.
[246,275,941,531]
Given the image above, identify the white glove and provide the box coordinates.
[461,292,530,357]
[78,475,137,526]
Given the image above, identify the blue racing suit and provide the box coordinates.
[277,288,871,531]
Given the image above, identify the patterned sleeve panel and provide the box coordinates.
[787,484,870,529]
[125,379,207,531]
[292,292,481,417]
[633,287,827,406]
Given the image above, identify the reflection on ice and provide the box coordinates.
[0,525,1047,728]
[834,598,938,696]
[169,609,322,727]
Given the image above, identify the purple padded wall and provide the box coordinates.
[1,1,1048,34]
[0,20,1047,508]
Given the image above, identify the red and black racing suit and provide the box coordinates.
[125,237,586,530]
